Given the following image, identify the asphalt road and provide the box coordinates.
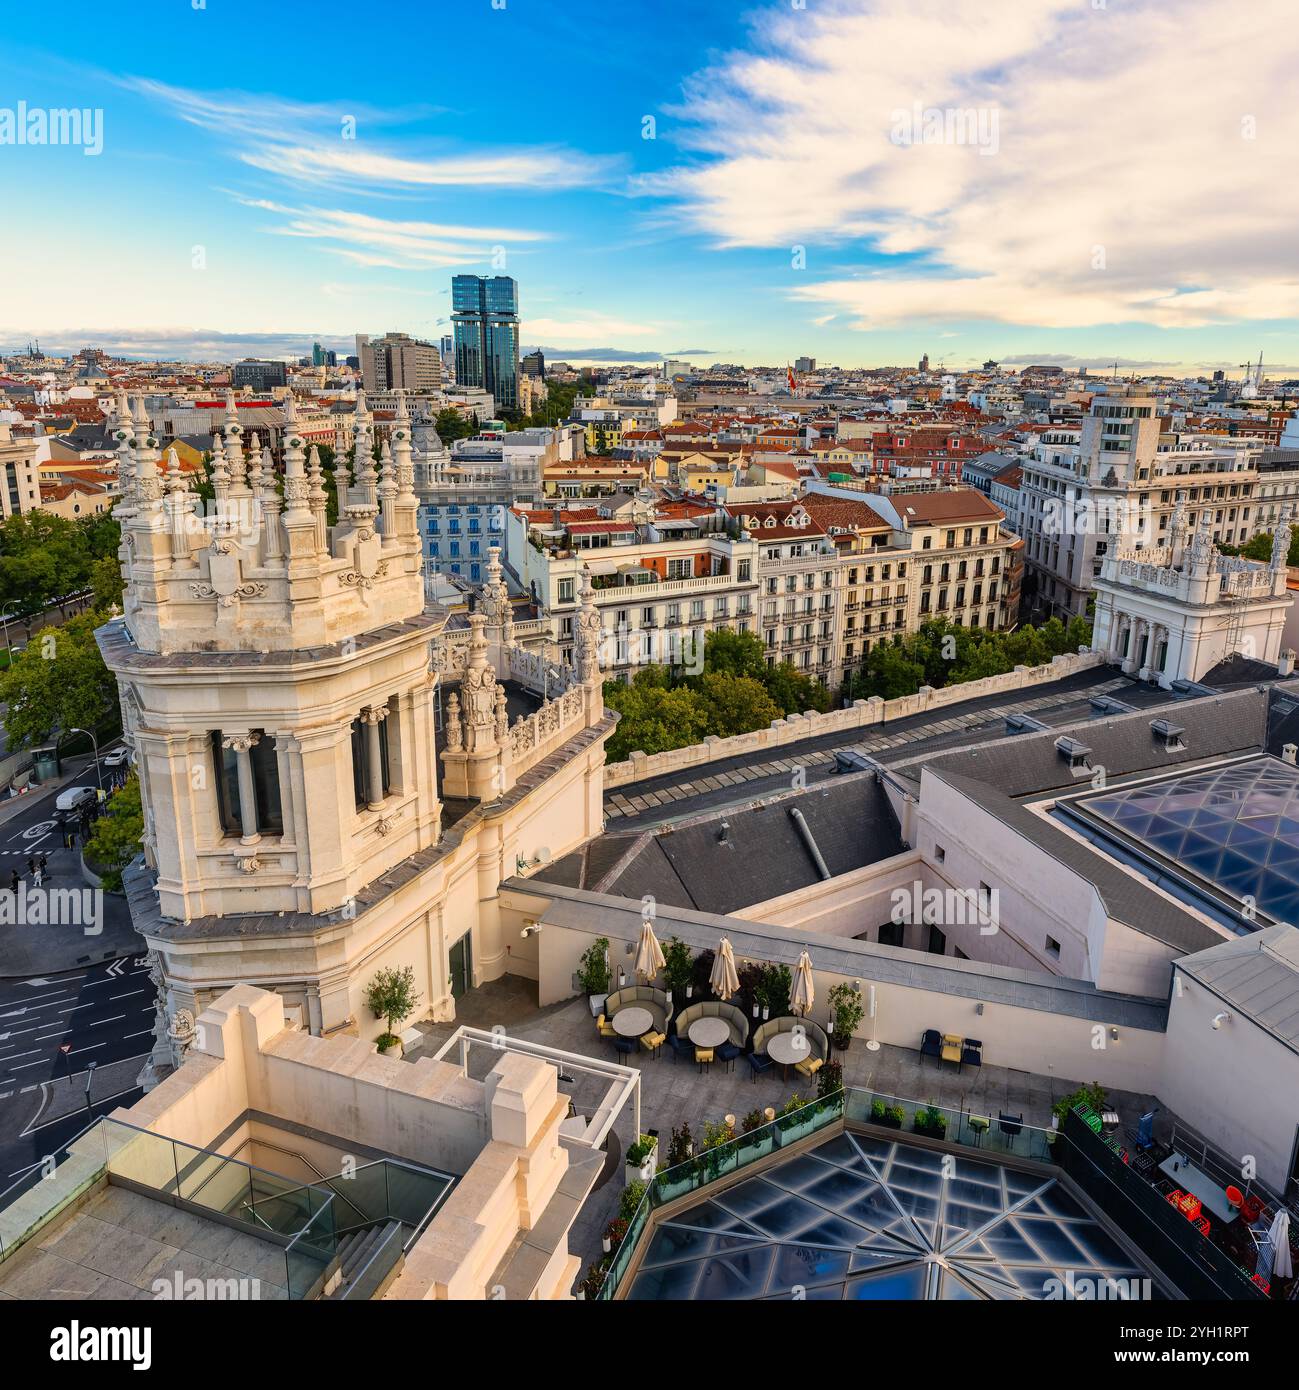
[0,956,152,1187]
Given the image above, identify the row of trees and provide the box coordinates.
[602,630,831,763]
[602,618,1091,762]
[839,615,1091,702]
[0,510,123,631]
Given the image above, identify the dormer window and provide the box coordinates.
[1151,719,1186,752]
[1055,735,1092,772]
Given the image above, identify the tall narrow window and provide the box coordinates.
[351,710,392,810]
[211,730,282,837]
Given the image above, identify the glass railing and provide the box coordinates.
[844,1088,1057,1162]
[285,1196,339,1301]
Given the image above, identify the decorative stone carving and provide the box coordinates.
[234,856,262,874]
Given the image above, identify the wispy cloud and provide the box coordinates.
[643,0,1299,332]
[525,314,663,343]
[229,195,549,270]
[122,76,617,192]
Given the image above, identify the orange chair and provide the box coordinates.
[1226,1185,1244,1210]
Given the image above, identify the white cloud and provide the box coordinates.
[644,0,1299,332]
[123,77,614,192]
[230,196,548,270]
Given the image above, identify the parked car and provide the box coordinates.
[103,747,131,769]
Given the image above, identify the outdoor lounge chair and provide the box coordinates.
[747,1050,773,1082]
[718,1041,742,1073]
[613,1038,635,1058]
[961,1038,983,1071]
[998,1111,1023,1142]
[920,1029,942,1065]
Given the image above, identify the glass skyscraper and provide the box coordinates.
[451,275,520,411]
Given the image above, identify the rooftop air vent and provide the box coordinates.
[1005,713,1050,735]
[1150,718,1186,751]
[718,820,731,844]
[1054,736,1092,769]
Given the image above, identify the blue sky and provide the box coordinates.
[1,0,1296,373]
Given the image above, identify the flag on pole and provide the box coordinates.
[787,364,797,392]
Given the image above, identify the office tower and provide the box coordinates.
[452,275,520,411]
[231,359,287,392]
[794,356,816,373]
[522,350,545,378]
[355,332,442,394]
[312,341,326,367]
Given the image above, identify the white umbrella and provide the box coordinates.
[709,938,740,1001]
[791,950,815,1016]
[634,917,666,981]
[1267,1209,1292,1281]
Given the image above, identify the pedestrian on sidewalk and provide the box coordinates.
[9,869,19,894]
[33,864,43,889]
[25,855,34,876]
[38,852,48,878]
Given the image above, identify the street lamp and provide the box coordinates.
[83,1060,98,1114]
[65,726,101,794]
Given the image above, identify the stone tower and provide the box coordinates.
[99,391,612,1085]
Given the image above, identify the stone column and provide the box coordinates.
[222,733,262,845]
[362,706,388,810]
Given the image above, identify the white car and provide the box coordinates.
[54,786,98,812]
[103,747,131,769]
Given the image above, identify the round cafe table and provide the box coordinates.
[688,1018,730,1049]
[765,1031,809,1080]
[613,1007,653,1038]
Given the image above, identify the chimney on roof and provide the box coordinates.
[1283,744,1298,766]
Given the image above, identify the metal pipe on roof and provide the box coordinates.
[788,806,832,880]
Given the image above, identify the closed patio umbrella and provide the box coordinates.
[709,937,740,1001]
[1265,1210,1292,1282]
[635,917,666,981]
[791,950,815,1016]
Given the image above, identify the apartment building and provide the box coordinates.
[0,418,42,517]
[724,500,844,685]
[1018,386,1259,621]
[356,331,442,396]
[505,502,759,673]
[899,489,1023,631]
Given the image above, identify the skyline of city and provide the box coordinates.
[2,0,1298,372]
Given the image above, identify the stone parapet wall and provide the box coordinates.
[603,650,1105,788]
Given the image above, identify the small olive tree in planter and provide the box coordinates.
[578,937,613,1017]
[624,1133,659,1185]
[366,964,421,1055]
[827,982,866,1051]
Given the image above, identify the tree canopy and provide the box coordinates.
[0,607,120,749]
[83,773,143,892]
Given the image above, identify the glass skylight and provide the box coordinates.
[1082,758,1299,925]
[625,1134,1157,1301]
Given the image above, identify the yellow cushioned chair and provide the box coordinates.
[694,1047,714,1072]
[795,1055,824,1080]
[597,1015,616,1038]
[640,1030,665,1055]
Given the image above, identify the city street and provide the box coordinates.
[0,956,152,1187]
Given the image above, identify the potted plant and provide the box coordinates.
[619,1180,647,1224]
[662,937,693,1002]
[666,1123,694,1166]
[602,1217,629,1255]
[816,1059,843,1100]
[913,1102,948,1138]
[578,936,612,1017]
[365,964,421,1056]
[624,1133,658,1185]
[886,1104,905,1129]
[870,1098,888,1125]
[827,982,866,1051]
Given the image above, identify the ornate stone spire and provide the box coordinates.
[113,390,137,517]
[391,390,419,532]
[306,446,329,553]
[132,397,163,511]
[574,564,602,685]
[209,432,231,505]
[224,394,247,499]
[163,448,192,561]
[352,398,378,516]
[378,438,398,538]
[1272,508,1293,572]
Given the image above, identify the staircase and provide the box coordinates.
[325,1220,404,1300]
